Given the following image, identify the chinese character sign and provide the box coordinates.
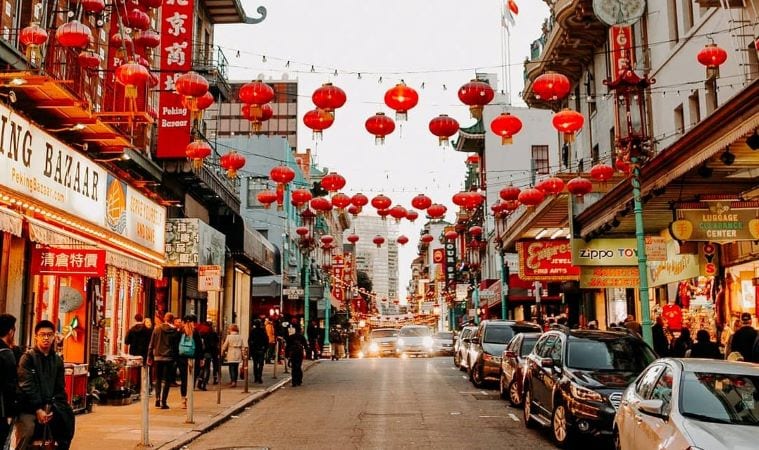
[517,239,580,281]
[31,248,106,276]
[157,0,194,158]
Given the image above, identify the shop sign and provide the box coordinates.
[104,175,166,254]
[157,0,194,158]
[648,240,699,287]
[198,265,222,292]
[479,280,501,301]
[610,25,635,82]
[332,254,344,302]
[517,239,580,281]
[580,266,640,289]
[432,248,444,264]
[31,247,106,276]
[445,241,457,285]
[670,201,759,243]
[572,237,667,266]
[455,283,468,301]
[165,219,226,268]
[0,103,106,227]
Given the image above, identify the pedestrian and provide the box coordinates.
[670,328,693,358]
[195,321,213,390]
[652,316,670,357]
[725,313,757,362]
[15,320,75,450]
[0,314,18,447]
[587,320,598,330]
[307,319,319,360]
[124,313,152,362]
[221,324,243,387]
[177,315,203,409]
[248,319,268,384]
[623,314,643,336]
[329,326,343,360]
[286,325,308,387]
[264,318,276,364]
[688,330,721,359]
[147,312,179,409]
[204,321,221,384]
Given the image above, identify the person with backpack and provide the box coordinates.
[0,314,18,447]
[147,312,179,409]
[329,326,343,361]
[286,325,308,387]
[248,319,268,384]
[177,315,203,409]
[221,324,243,387]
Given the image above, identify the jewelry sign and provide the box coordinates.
[517,239,580,281]
[31,247,106,276]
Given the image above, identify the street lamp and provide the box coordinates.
[604,61,655,346]
[298,208,318,338]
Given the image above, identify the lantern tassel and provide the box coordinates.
[191,158,203,170]
[469,105,483,120]
[501,136,513,145]
[563,132,575,143]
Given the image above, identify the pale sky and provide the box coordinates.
[215,0,548,297]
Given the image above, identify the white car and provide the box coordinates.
[614,358,759,450]
[396,325,433,357]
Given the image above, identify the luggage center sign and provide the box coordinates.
[572,237,666,266]
[670,201,759,243]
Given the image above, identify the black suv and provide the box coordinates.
[522,327,656,446]
[465,320,542,388]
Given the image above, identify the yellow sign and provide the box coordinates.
[671,202,759,243]
[572,237,667,266]
[580,267,640,288]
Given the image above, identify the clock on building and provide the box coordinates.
[593,0,646,26]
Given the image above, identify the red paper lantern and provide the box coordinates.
[372,235,386,248]
[296,226,310,237]
[405,210,419,222]
[499,185,520,202]
[310,197,332,214]
[458,79,494,119]
[468,226,483,237]
[291,189,312,208]
[331,193,351,209]
[256,190,278,209]
[185,140,212,169]
[81,0,106,13]
[115,61,149,98]
[502,200,520,212]
[220,151,246,178]
[490,113,523,145]
[389,205,407,222]
[347,205,360,217]
[134,30,161,49]
[347,234,360,244]
[371,194,392,211]
[428,114,460,146]
[377,208,391,220]
[242,103,274,132]
[464,192,484,210]
[110,31,132,48]
[312,82,346,112]
[397,235,409,246]
[139,0,162,8]
[303,108,334,140]
[490,202,503,215]
[552,109,584,143]
[194,92,214,111]
[351,193,369,208]
[410,194,431,211]
[126,9,150,30]
[538,177,565,196]
[590,163,615,182]
[697,43,728,78]
[452,192,469,207]
[518,187,545,207]
[320,235,335,246]
[444,230,459,240]
[239,80,274,105]
[615,158,632,175]
[420,234,434,244]
[532,72,571,101]
[20,23,48,47]
[270,165,295,185]
[466,154,480,165]
[56,20,92,48]
[427,203,447,219]
[321,172,346,193]
[365,113,395,145]
[175,71,209,111]
[566,177,593,199]
[384,82,419,121]
[77,50,101,69]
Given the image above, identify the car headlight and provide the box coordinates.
[423,336,433,348]
[570,384,603,403]
[397,338,405,347]
[369,342,379,352]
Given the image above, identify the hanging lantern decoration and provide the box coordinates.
[320,172,346,193]
[310,197,333,216]
[295,226,310,237]
[615,158,632,175]
[468,226,483,237]
[371,194,392,211]
[396,235,409,246]
[501,200,520,212]
[126,8,150,30]
[110,30,132,49]
[466,154,480,165]
[365,112,396,145]
[452,192,469,208]
[444,230,459,241]
[134,30,161,49]
[384,82,419,121]
[464,191,484,211]
[518,187,545,207]
[499,185,520,202]
[372,235,386,248]
[458,79,495,119]
[697,43,728,79]
[139,0,163,8]
[590,163,615,182]
[351,193,369,208]
[115,61,150,100]
[377,208,391,221]
[347,205,360,217]
[411,194,432,211]
[405,210,419,222]
[77,50,101,69]
[81,0,106,13]
[320,235,335,246]
[428,114,460,146]
[291,189,312,209]
[552,109,584,143]
[538,176,565,196]
[303,108,334,140]
[532,72,571,101]
[389,205,408,223]
[185,140,212,169]
[566,177,593,202]
[56,20,92,49]
[331,193,351,211]
[270,165,296,187]
[490,202,503,216]
[239,80,275,105]
[242,103,274,133]
[193,91,215,113]
[347,234,360,244]
[220,151,246,178]
[19,23,48,61]
[490,112,523,145]
[312,82,347,113]
[175,71,209,114]
[427,203,447,219]
[256,190,278,209]
[420,234,434,244]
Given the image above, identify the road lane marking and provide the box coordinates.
[478,415,504,418]
[480,390,489,395]
[462,376,468,380]
[458,391,483,394]
[450,411,462,415]
[508,413,520,422]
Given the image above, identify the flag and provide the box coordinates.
[502,0,518,29]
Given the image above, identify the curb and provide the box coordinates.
[158,360,319,450]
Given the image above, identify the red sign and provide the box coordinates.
[31,248,106,276]
[157,0,194,158]
[432,248,444,264]
[610,25,634,82]
[516,239,580,281]
[331,254,344,301]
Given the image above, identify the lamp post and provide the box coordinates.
[468,239,482,325]
[604,62,655,347]
[299,208,317,339]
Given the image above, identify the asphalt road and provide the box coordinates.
[188,356,560,450]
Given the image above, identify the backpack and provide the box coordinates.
[179,334,195,357]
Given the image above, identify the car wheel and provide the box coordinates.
[523,386,536,428]
[471,363,484,388]
[454,353,460,368]
[508,380,522,407]
[499,373,508,400]
[551,402,573,447]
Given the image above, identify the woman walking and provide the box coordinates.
[221,324,244,387]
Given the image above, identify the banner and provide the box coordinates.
[31,247,106,276]
[647,240,700,287]
[517,239,580,281]
[580,267,640,288]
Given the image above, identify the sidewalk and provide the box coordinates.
[72,359,318,450]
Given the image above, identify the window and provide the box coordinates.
[667,0,679,45]
[591,144,600,165]
[609,126,616,162]
[548,336,563,364]
[566,337,657,371]
[636,365,664,399]
[681,0,694,33]
[521,338,538,356]
[532,145,550,175]
[674,104,685,135]
[533,335,551,357]
[651,367,674,414]
[246,178,269,209]
[688,91,701,126]
[537,335,558,358]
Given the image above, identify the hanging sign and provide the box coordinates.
[610,25,635,81]
[670,201,759,243]
[647,240,700,287]
[331,254,344,302]
[198,265,222,292]
[31,247,106,276]
[572,237,667,266]
[580,266,640,288]
[444,241,457,285]
[517,239,580,281]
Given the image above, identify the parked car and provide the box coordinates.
[500,332,541,406]
[454,325,476,369]
[523,327,656,447]
[396,325,433,357]
[365,328,399,357]
[432,331,454,356]
[465,320,542,388]
[614,358,759,450]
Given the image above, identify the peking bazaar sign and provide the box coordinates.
[517,239,580,281]
[157,0,194,158]
[31,247,106,276]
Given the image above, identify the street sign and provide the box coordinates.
[284,287,304,299]
[198,265,222,292]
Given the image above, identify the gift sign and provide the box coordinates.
[517,239,580,281]
[31,248,106,276]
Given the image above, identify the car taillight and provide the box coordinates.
[482,354,492,361]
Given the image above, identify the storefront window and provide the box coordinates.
[31,274,89,364]
[104,267,146,356]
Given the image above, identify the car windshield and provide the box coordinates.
[566,337,656,371]
[372,329,398,338]
[483,326,514,344]
[435,332,453,340]
[680,371,759,426]
[399,327,430,337]
[521,338,538,356]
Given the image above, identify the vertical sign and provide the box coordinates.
[331,254,344,302]
[157,0,194,158]
[198,265,222,291]
[444,241,457,286]
[610,25,634,81]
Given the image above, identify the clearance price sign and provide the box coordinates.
[31,248,106,276]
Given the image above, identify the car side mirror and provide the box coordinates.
[540,357,554,368]
[638,399,666,418]
[504,350,517,359]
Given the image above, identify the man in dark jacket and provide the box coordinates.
[286,325,308,387]
[147,312,179,409]
[652,316,670,357]
[248,319,269,383]
[727,312,757,362]
[15,320,75,450]
[0,314,18,446]
[125,313,152,361]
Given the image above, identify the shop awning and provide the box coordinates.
[0,207,22,237]
[214,217,276,276]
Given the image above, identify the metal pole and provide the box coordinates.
[631,157,653,346]
[304,259,310,338]
[324,279,331,347]
[500,251,509,320]
[185,359,194,424]
[473,281,480,325]
[242,347,249,393]
[140,363,149,447]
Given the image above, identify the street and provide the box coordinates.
[189,357,558,449]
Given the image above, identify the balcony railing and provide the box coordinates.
[193,45,232,99]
